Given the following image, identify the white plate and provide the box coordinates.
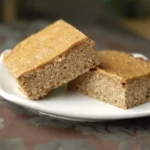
[0,50,150,122]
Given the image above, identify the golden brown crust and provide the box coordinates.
[98,50,150,81]
[4,19,89,78]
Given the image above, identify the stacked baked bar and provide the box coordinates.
[4,20,100,100]
[69,50,150,109]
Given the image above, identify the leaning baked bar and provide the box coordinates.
[4,20,100,100]
[69,50,150,109]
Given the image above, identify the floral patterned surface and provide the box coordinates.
[0,20,150,150]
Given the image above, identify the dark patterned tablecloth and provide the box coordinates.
[0,20,150,150]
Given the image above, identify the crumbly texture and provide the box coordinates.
[16,40,100,100]
[68,50,150,109]
[3,20,100,100]
[4,19,88,78]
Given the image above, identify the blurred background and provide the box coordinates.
[0,0,150,56]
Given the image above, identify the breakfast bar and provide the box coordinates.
[0,20,150,150]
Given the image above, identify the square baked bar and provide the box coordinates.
[4,20,100,100]
[69,50,150,109]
